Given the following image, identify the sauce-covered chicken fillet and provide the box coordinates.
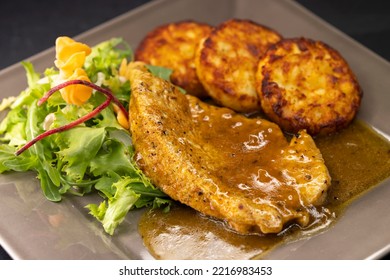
[127,62,331,234]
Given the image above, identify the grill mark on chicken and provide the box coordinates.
[128,62,331,234]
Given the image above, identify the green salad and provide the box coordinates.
[0,38,172,235]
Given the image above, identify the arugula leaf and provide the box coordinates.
[93,173,119,199]
[87,132,172,235]
[0,109,27,146]
[56,127,106,181]
[85,37,133,81]
[10,62,50,109]
[145,64,173,81]
[0,96,16,111]
[0,145,36,172]
[86,174,171,235]
[22,61,40,87]
[145,64,186,94]
[26,102,61,201]
[95,177,141,235]
[90,137,133,176]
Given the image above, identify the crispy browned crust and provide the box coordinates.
[256,37,363,135]
[195,18,282,112]
[135,20,212,97]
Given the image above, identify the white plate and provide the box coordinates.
[0,0,389,259]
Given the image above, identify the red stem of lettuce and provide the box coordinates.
[15,80,128,156]
[38,79,128,117]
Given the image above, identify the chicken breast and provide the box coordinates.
[195,19,282,113]
[135,20,213,98]
[256,37,362,135]
[127,61,331,234]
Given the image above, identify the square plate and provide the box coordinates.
[0,0,389,259]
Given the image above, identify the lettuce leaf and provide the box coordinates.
[0,38,172,235]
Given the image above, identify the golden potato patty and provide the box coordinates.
[256,37,362,135]
[195,18,282,112]
[135,20,212,97]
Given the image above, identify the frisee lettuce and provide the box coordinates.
[0,38,172,235]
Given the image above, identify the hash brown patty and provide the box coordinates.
[135,20,212,97]
[195,18,282,112]
[256,37,362,135]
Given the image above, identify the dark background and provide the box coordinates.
[0,0,389,260]
[0,0,389,71]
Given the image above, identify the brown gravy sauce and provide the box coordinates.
[138,120,390,259]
